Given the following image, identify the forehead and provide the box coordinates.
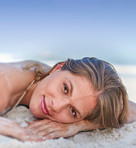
[58,70,95,94]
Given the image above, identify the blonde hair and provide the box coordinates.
[25,57,128,128]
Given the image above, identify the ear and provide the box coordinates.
[50,62,65,74]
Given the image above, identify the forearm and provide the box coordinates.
[73,120,100,132]
[26,118,101,139]
[0,117,43,142]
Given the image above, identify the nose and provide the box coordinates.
[51,96,69,113]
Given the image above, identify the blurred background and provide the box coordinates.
[0,0,136,100]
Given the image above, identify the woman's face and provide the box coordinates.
[29,70,98,123]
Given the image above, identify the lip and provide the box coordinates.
[41,96,50,115]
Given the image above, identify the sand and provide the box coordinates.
[0,65,136,148]
[1,106,136,148]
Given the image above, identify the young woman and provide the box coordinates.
[0,57,136,142]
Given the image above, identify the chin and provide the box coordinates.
[29,104,41,118]
[31,110,43,119]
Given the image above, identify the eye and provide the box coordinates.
[63,83,69,95]
[70,107,77,118]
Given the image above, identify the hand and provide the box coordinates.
[26,119,85,140]
[0,117,44,142]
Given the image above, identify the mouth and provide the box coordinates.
[41,96,50,115]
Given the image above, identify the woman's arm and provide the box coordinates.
[0,61,52,141]
[26,119,100,140]
[0,116,44,142]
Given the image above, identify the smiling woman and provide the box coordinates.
[0,57,136,142]
[29,69,98,123]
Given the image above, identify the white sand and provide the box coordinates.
[1,65,136,148]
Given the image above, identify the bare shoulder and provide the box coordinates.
[0,60,52,113]
[0,60,52,75]
[127,100,136,123]
[19,60,51,71]
[0,62,22,112]
[0,59,52,81]
[0,61,36,111]
[0,59,52,84]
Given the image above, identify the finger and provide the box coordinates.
[36,127,70,139]
[12,129,41,142]
[6,123,44,142]
[44,132,58,140]
[27,119,41,125]
[26,134,46,142]
[45,130,75,139]
[43,128,77,140]
[35,127,56,137]
[21,135,44,142]
[15,129,45,142]
[43,130,68,140]
[31,123,55,133]
[0,118,45,142]
[26,119,52,129]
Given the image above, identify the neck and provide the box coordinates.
[19,80,40,106]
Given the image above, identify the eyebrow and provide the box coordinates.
[72,105,82,118]
[65,77,82,119]
[65,77,73,97]
[68,79,73,97]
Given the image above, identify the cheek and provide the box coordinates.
[40,77,59,93]
[33,79,53,97]
[75,97,97,118]
[51,110,75,123]
[82,97,97,115]
[29,99,41,118]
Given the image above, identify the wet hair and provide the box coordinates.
[61,57,128,128]
[25,57,128,128]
